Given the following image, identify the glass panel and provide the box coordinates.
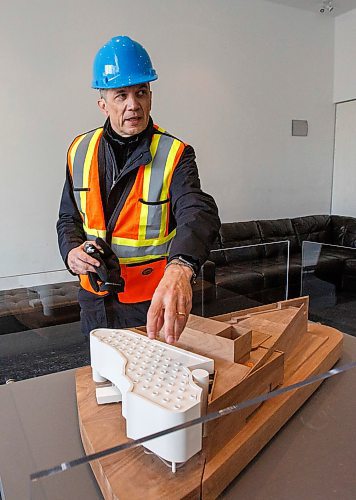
[0,270,87,384]
[301,240,356,335]
[28,358,356,500]
[30,464,103,500]
[192,241,290,317]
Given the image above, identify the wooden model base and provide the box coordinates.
[76,297,343,499]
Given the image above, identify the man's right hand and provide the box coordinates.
[67,242,101,275]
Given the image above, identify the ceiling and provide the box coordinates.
[265,0,356,15]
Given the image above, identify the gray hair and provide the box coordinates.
[99,89,107,100]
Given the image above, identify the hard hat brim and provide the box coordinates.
[92,73,158,90]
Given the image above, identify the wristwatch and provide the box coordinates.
[165,256,198,284]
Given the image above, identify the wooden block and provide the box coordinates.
[251,307,300,325]
[208,359,250,406]
[208,351,284,413]
[219,325,252,363]
[261,304,308,359]
[177,328,235,363]
[204,409,245,460]
[201,325,343,500]
[131,326,147,334]
[178,326,252,364]
[210,297,309,324]
[238,317,286,336]
[228,324,252,338]
[251,331,271,349]
[245,346,273,373]
[237,303,308,368]
[245,345,269,364]
[206,351,284,459]
[186,314,232,337]
[284,332,328,379]
[279,295,309,310]
[210,302,279,322]
[229,309,283,323]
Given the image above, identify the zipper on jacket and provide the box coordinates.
[110,152,144,192]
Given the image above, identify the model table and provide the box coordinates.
[0,334,356,500]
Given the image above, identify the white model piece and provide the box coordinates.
[90,328,214,472]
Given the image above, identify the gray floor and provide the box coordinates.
[0,322,89,384]
[303,276,356,336]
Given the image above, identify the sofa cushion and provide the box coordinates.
[331,215,356,248]
[257,218,299,256]
[292,215,332,248]
[313,255,345,287]
[214,255,301,300]
[215,262,264,294]
[220,221,263,263]
[254,255,300,286]
[343,258,356,274]
[288,254,303,281]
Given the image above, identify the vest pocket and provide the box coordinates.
[138,198,169,205]
[138,198,170,238]
[119,258,166,303]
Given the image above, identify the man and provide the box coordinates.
[57,35,220,344]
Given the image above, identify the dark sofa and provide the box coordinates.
[203,214,356,305]
[2,214,356,334]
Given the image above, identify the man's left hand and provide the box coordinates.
[146,264,193,344]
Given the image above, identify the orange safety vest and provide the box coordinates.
[67,125,185,303]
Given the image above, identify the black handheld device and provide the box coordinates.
[84,240,125,294]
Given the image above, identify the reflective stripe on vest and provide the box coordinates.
[111,231,176,264]
[68,128,107,239]
[68,126,183,263]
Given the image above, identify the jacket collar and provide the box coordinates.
[102,117,155,175]
[103,117,154,148]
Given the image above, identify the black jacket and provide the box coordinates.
[57,118,220,273]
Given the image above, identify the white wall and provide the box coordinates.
[332,8,356,217]
[332,100,356,216]
[0,0,336,280]
[334,8,356,103]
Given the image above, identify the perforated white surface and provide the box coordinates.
[92,329,212,412]
[90,328,215,465]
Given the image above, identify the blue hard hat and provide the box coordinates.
[92,36,158,89]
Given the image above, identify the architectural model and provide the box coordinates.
[77,297,343,499]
